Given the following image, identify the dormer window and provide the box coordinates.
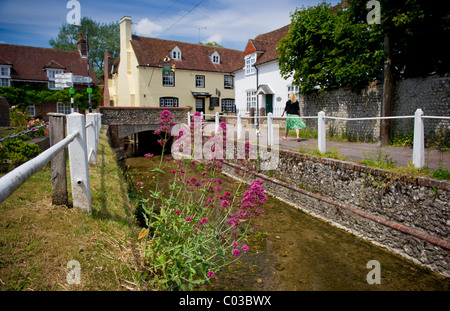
[46,68,64,90]
[171,46,182,60]
[210,51,220,64]
[245,53,256,75]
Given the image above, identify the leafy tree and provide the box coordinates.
[277,2,384,94]
[348,0,450,79]
[200,41,224,47]
[278,1,450,94]
[49,17,120,84]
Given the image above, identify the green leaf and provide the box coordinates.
[151,167,165,174]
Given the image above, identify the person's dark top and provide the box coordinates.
[284,100,300,115]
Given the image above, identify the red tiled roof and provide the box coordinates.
[130,35,244,73]
[0,43,99,84]
[245,24,291,66]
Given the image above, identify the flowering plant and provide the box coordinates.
[8,106,49,137]
[137,110,267,290]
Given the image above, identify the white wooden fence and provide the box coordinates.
[0,112,102,213]
[196,109,449,169]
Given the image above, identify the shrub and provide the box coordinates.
[0,138,40,170]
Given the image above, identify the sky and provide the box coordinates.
[0,0,340,51]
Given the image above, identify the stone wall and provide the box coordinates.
[301,84,383,142]
[236,76,449,144]
[392,76,450,145]
[222,147,450,277]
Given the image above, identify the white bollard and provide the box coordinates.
[67,112,92,213]
[187,111,191,127]
[412,108,425,168]
[215,111,219,133]
[318,111,326,154]
[267,112,273,147]
[237,111,242,140]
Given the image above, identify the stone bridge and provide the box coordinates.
[99,107,190,149]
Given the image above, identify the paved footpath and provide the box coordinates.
[277,133,450,171]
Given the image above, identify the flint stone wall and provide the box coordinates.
[222,147,450,277]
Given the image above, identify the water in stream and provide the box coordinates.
[124,156,449,291]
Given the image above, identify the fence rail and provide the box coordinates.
[190,108,448,169]
[0,124,47,142]
[0,112,102,212]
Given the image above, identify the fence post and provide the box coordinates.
[267,112,273,147]
[318,111,326,154]
[86,113,98,166]
[237,111,242,140]
[215,111,219,133]
[48,113,68,206]
[66,112,92,213]
[412,108,425,168]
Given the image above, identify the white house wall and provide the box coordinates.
[235,60,295,117]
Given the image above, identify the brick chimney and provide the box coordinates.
[77,33,87,57]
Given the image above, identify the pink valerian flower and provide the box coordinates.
[171,169,177,174]
[241,245,249,253]
[232,249,241,258]
[186,217,192,221]
[144,153,154,158]
[227,179,267,229]
[175,210,180,215]
[207,271,215,279]
[136,182,143,186]
[232,241,238,247]
[221,200,229,208]
[194,182,201,187]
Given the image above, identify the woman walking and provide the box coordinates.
[281,92,306,142]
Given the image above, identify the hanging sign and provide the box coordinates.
[163,65,171,76]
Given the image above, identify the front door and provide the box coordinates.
[265,94,273,114]
[196,98,205,114]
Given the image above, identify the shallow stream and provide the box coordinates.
[124,156,449,291]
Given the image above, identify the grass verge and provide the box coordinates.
[0,129,145,291]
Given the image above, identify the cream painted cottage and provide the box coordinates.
[104,16,244,115]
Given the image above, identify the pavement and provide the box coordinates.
[277,133,450,171]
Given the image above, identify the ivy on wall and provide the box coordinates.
[0,85,103,111]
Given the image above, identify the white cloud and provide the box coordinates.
[205,34,222,45]
[134,17,163,36]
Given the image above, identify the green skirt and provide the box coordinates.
[286,114,306,130]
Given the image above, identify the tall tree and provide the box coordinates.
[348,0,450,144]
[49,17,120,84]
[277,2,385,94]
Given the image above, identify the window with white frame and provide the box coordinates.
[171,46,182,60]
[246,90,256,112]
[224,75,233,89]
[47,69,64,90]
[57,102,78,114]
[160,97,179,107]
[210,51,220,64]
[195,75,205,88]
[28,104,36,117]
[222,98,236,113]
[287,85,300,100]
[0,65,11,87]
[245,53,256,75]
[163,71,175,86]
